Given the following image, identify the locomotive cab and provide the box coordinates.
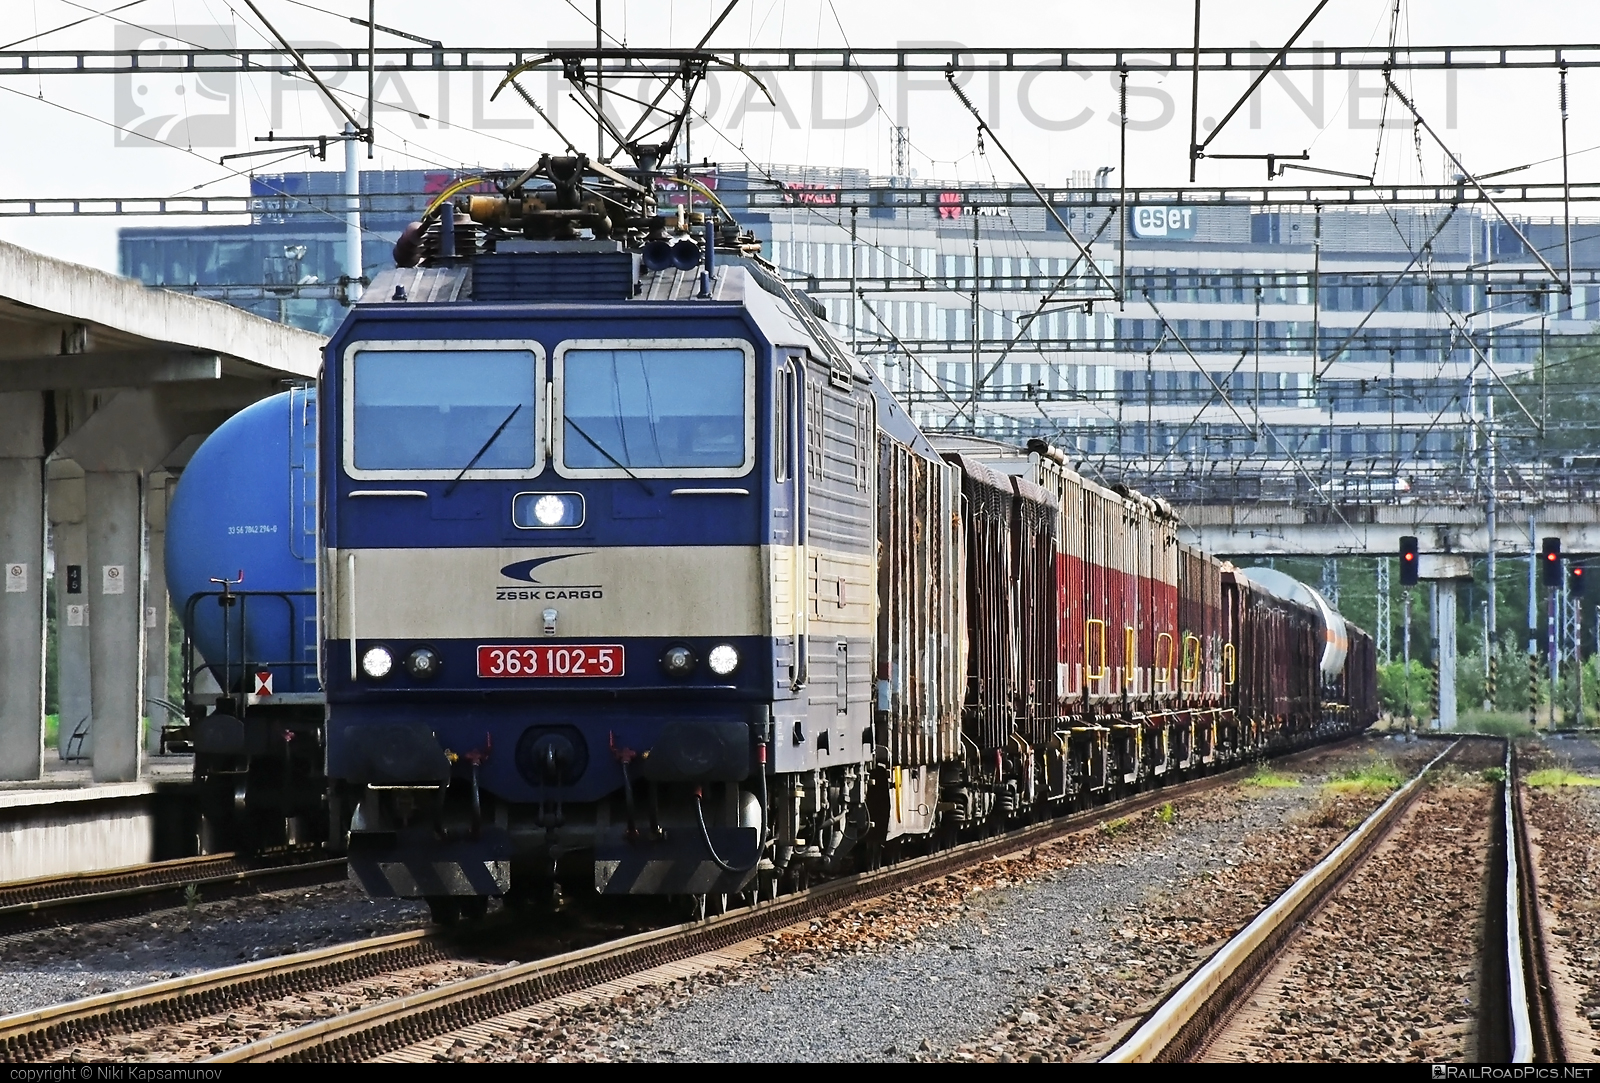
[322,238,880,908]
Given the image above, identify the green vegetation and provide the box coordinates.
[1244,767,1300,789]
[1451,712,1537,739]
[43,714,57,750]
[1377,659,1435,718]
[1154,802,1176,824]
[1098,816,1132,839]
[1481,766,1507,783]
[1326,758,1406,794]
[1525,768,1600,788]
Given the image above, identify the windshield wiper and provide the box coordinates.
[565,416,654,496]
[443,404,522,497]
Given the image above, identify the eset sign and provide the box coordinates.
[1131,206,1198,240]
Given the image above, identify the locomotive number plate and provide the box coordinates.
[476,644,624,678]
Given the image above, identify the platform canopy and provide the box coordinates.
[0,238,323,396]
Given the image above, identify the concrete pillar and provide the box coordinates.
[144,473,170,756]
[85,470,145,783]
[0,393,46,780]
[47,469,92,761]
[1437,580,1458,730]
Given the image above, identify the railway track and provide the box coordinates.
[0,852,347,937]
[0,733,1362,1063]
[1102,737,1568,1064]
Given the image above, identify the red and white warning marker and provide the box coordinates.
[253,671,274,697]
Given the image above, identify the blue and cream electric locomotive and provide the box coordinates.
[323,157,924,919]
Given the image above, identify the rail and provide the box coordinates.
[0,853,347,937]
[213,736,1367,1063]
[0,731,1370,1063]
[1102,739,1459,1063]
[1102,736,1566,1064]
[1507,743,1566,1063]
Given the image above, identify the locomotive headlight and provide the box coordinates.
[660,645,695,678]
[512,491,584,529]
[360,645,393,679]
[707,643,740,676]
[533,494,566,526]
[405,646,440,680]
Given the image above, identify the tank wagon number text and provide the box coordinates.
[476,644,624,678]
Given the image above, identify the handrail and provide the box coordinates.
[1085,618,1108,682]
[1155,631,1175,687]
[1222,642,1238,685]
[179,589,318,722]
[1180,633,1201,687]
[1124,625,1137,683]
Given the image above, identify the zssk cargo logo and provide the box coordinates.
[497,553,604,602]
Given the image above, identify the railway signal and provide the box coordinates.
[1542,537,1563,588]
[1573,564,1586,597]
[1399,536,1419,586]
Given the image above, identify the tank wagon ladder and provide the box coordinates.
[288,387,319,678]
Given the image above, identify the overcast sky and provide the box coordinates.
[1,0,1595,271]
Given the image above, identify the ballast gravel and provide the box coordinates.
[447,736,1446,1063]
[1200,769,1496,1063]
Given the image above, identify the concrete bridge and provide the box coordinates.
[1174,500,1600,559]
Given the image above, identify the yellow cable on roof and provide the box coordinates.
[424,176,489,220]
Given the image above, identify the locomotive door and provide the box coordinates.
[773,354,806,695]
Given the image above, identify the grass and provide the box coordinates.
[1325,757,1406,795]
[1244,767,1300,789]
[1451,712,1537,740]
[1098,816,1132,839]
[43,714,57,750]
[1525,767,1600,788]
[1154,802,1176,825]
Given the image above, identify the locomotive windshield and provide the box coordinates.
[557,345,751,474]
[348,347,539,474]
